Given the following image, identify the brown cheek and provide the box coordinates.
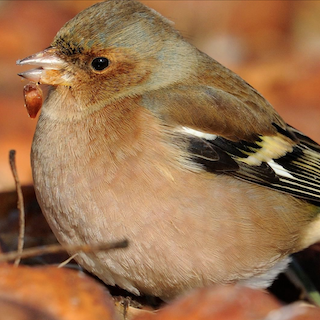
[23,83,43,118]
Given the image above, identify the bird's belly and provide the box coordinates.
[30,114,311,299]
[32,150,310,299]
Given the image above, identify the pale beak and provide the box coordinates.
[17,47,69,85]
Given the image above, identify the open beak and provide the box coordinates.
[17,47,69,85]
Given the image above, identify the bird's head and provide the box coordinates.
[17,0,197,117]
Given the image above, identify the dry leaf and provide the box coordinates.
[0,264,117,320]
[133,285,281,320]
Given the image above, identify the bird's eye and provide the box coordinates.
[91,57,110,71]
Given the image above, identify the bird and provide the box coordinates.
[17,0,320,300]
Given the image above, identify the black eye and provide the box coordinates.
[91,57,109,71]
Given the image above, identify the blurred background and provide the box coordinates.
[1,0,320,191]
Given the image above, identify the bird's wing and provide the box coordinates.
[184,124,320,204]
[146,85,320,203]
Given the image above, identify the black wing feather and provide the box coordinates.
[183,125,320,204]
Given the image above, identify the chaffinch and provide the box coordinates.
[17,0,320,300]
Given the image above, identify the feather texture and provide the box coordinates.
[180,123,320,203]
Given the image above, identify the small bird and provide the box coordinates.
[17,0,320,300]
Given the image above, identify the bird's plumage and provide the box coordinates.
[181,123,320,203]
[17,0,320,299]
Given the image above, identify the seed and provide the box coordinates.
[23,83,43,118]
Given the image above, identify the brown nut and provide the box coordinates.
[23,83,43,118]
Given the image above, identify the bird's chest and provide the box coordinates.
[30,111,183,244]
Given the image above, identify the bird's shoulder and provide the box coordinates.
[142,84,320,204]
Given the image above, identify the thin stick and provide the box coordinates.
[58,253,79,268]
[9,150,25,266]
[0,240,128,263]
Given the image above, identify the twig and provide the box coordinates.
[58,253,79,268]
[9,150,25,266]
[0,240,128,263]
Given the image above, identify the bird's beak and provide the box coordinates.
[16,47,70,85]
